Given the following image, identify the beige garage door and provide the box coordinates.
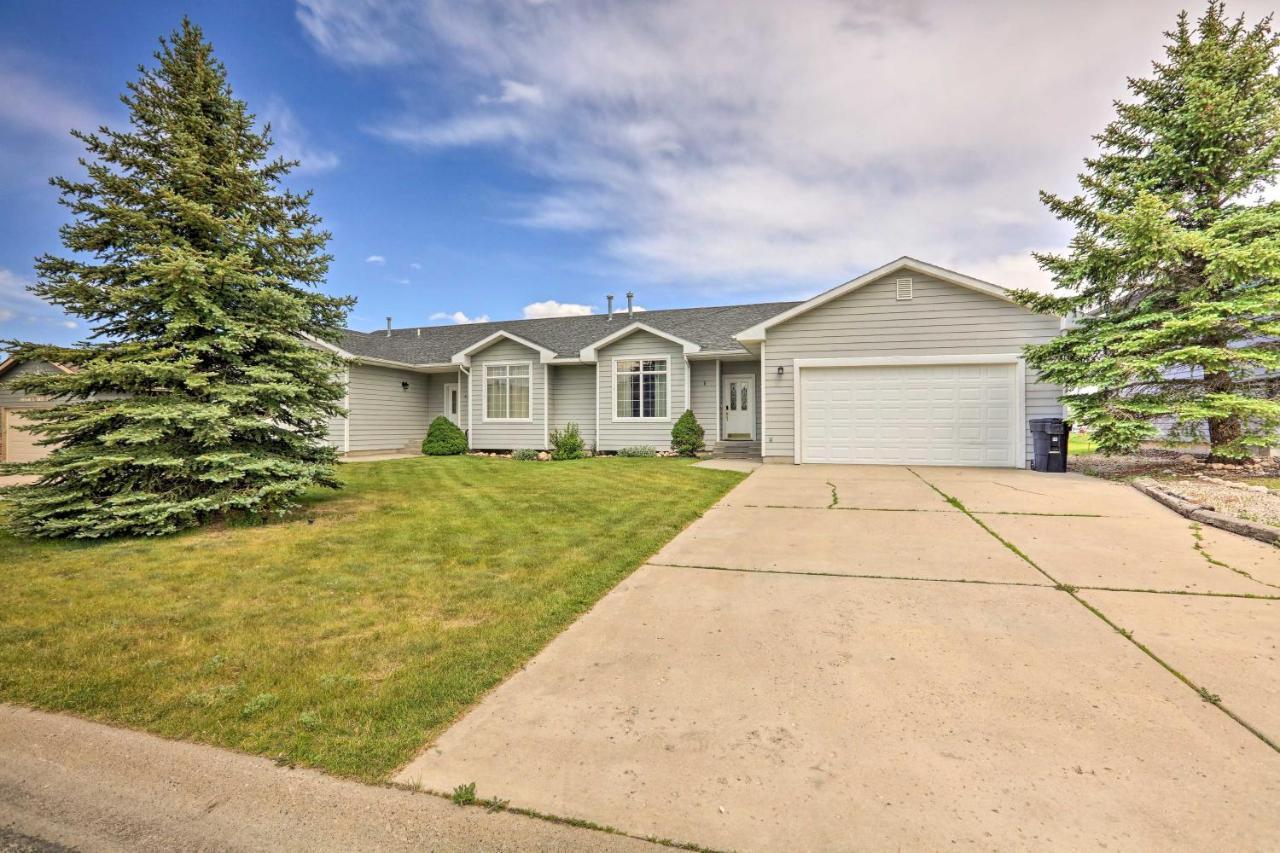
[799,362,1019,466]
[2,409,54,463]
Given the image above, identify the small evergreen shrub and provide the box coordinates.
[616,445,657,457]
[511,448,540,461]
[671,409,706,456]
[549,422,586,460]
[422,416,467,456]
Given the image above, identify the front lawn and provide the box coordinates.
[0,456,744,781]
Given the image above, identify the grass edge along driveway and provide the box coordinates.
[0,456,745,782]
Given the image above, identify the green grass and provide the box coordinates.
[1245,477,1280,490]
[0,456,744,781]
[1068,433,1099,455]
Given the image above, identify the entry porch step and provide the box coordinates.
[713,440,762,460]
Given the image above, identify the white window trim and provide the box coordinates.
[790,354,1026,467]
[482,361,534,423]
[611,355,673,422]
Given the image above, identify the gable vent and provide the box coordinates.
[895,277,913,301]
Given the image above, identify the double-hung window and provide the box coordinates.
[615,358,668,419]
[485,363,531,420]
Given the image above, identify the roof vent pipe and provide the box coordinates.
[626,291,634,318]
[386,317,392,337]
[606,294,614,322]
[417,327,421,337]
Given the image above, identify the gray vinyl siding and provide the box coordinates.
[548,365,596,446]
[468,339,546,451]
[346,363,432,452]
[324,368,348,450]
[0,360,63,409]
[762,273,1062,465]
[689,360,719,443]
[595,330,687,452]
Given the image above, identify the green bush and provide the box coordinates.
[671,409,705,456]
[512,448,540,461]
[616,445,656,457]
[549,422,586,460]
[422,416,467,456]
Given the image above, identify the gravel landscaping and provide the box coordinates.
[1068,444,1280,533]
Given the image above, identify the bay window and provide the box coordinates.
[485,363,531,420]
[615,358,668,419]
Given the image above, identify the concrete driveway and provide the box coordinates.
[397,465,1280,852]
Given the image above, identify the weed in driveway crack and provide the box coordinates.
[826,481,839,508]
[905,466,1280,755]
[1188,523,1280,591]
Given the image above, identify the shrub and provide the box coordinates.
[549,422,586,460]
[422,416,467,456]
[511,448,540,461]
[671,409,705,456]
[616,445,656,457]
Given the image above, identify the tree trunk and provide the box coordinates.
[1207,415,1245,462]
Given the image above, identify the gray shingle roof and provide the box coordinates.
[335,301,800,364]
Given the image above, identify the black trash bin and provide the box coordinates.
[1029,418,1071,473]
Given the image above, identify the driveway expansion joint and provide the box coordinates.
[905,466,1280,755]
[647,561,1054,589]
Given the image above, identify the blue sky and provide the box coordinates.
[0,0,1239,346]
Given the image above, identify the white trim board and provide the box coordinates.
[790,354,1026,467]
[734,256,1018,343]
[580,322,701,362]
[453,330,557,366]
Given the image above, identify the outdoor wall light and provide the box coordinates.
[401,381,410,390]
[776,366,784,375]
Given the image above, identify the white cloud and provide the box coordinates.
[478,80,545,107]
[260,97,339,174]
[368,114,529,148]
[431,310,491,324]
[0,267,80,331]
[0,56,102,141]
[523,299,594,319]
[409,262,422,270]
[365,255,386,264]
[299,0,1203,292]
[389,276,410,285]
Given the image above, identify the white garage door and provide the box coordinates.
[1,409,53,463]
[799,363,1018,466]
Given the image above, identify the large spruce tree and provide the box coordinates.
[0,20,353,537]
[1012,3,1280,461]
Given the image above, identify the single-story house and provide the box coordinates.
[1,257,1067,468]
[312,256,1065,467]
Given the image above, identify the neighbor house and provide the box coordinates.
[1,258,1069,468]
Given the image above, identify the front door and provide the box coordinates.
[722,375,754,439]
[443,383,461,425]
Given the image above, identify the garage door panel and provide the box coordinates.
[800,364,1017,467]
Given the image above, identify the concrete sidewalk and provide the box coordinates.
[0,704,656,853]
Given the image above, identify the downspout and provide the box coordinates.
[683,354,691,414]
[594,362,601,453]
[760,342,767,456]
[715,359,721,444]
[543,363,550,449]
[459,365,471,438]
